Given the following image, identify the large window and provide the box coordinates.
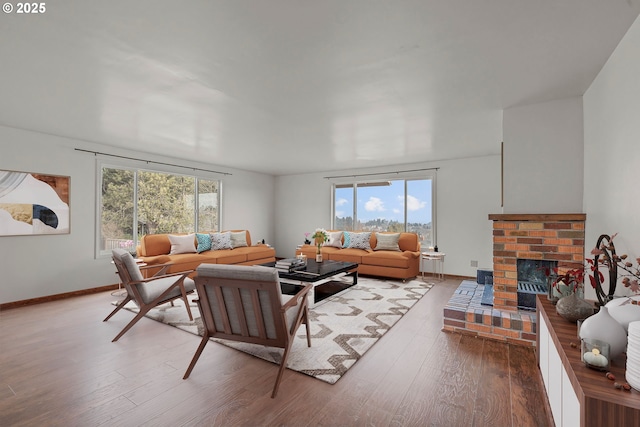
[99,165,219,256]
[333,176,435,248]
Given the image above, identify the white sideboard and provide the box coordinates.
[537,296,640,427]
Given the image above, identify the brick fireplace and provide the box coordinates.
[442,213,586,346]
[490,213,586,312]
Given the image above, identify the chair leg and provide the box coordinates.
[304,307,311,347]
[180,283,194,321]
[183,335,210,379]
[272,341,294,398]
[111,308,150,342]
[103,295,132,322]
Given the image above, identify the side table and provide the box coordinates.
[421,252,445,282]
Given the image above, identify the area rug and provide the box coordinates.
[119,276,432,384]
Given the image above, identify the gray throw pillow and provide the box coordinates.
[346,232,372,250]
[230,231,248,248]
[210,231,232,250]
[374,233,401,251]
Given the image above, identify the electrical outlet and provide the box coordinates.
[470,260,478,267]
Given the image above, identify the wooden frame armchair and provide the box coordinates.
[183,263,312,398]
[105,248,196,342]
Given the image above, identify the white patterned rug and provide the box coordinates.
[119,276,432,384]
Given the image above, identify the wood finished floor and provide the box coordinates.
[0,279,551,427]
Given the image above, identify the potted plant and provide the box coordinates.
[311,228,329,262]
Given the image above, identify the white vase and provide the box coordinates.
[579,306,628,358]
[607,302,640,333]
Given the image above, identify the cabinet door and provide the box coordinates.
[562,367,580,427]
[539,315,550,394]
[548,333,563,424]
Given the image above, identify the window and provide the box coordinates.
[99,165,220,257]
[332,175,435,248]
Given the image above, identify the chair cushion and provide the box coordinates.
[137,275,195,305]
[197,263,279,282]
[113,248,143,282]
[169,234,197,254]
[196,264,282,339]
[281,294,303,332]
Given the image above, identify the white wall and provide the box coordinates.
[274,155,502,278]
[0,125,275,304]
[503,97,584,214]
[583,15,640,299]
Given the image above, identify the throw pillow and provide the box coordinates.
[342,231,351,248]
[374,232,401,251]
[230,231,248,248]
[168,234,196,255]
[326,231,343,248]
[346,232,372,250]
[196,233,212,253]
[210,231,232,250]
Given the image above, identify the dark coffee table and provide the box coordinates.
[263,259,358,307]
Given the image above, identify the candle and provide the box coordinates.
[584,349,609,367]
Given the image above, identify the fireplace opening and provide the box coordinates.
[516,259,557,311]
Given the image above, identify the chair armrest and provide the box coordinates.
[281,284,312,311]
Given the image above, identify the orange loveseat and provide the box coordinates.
[136,230,275,275]
[297,231,421,280]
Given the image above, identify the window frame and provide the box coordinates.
[95,158,222,258]
[330,171,437,247]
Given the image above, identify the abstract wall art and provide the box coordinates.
[0,170,70,236]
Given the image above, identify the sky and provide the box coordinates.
[335,179,432,223]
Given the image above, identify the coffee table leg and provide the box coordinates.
[348,270,358,285]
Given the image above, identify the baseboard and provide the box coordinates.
[0,284,119,311]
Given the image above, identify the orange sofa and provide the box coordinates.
[136,230,275,275]
[297,231,421,280]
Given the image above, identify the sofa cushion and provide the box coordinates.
[196,233,212,253]
[210,231,233,250]
[206,250,247,264]
[361,251,411,268]
[230,231,248,248]
[169,234,197,254]
[344,232,372,250]
[374,232,401,251]
[232,245,276,261]
[139,234,172,256]
[326,231,343,248]
[398,232,420,252]
[329,248,369,264]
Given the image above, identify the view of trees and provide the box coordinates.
[335,216,432,245]
[100,167,219,254]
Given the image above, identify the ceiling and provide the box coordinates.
[1,1,639,176]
